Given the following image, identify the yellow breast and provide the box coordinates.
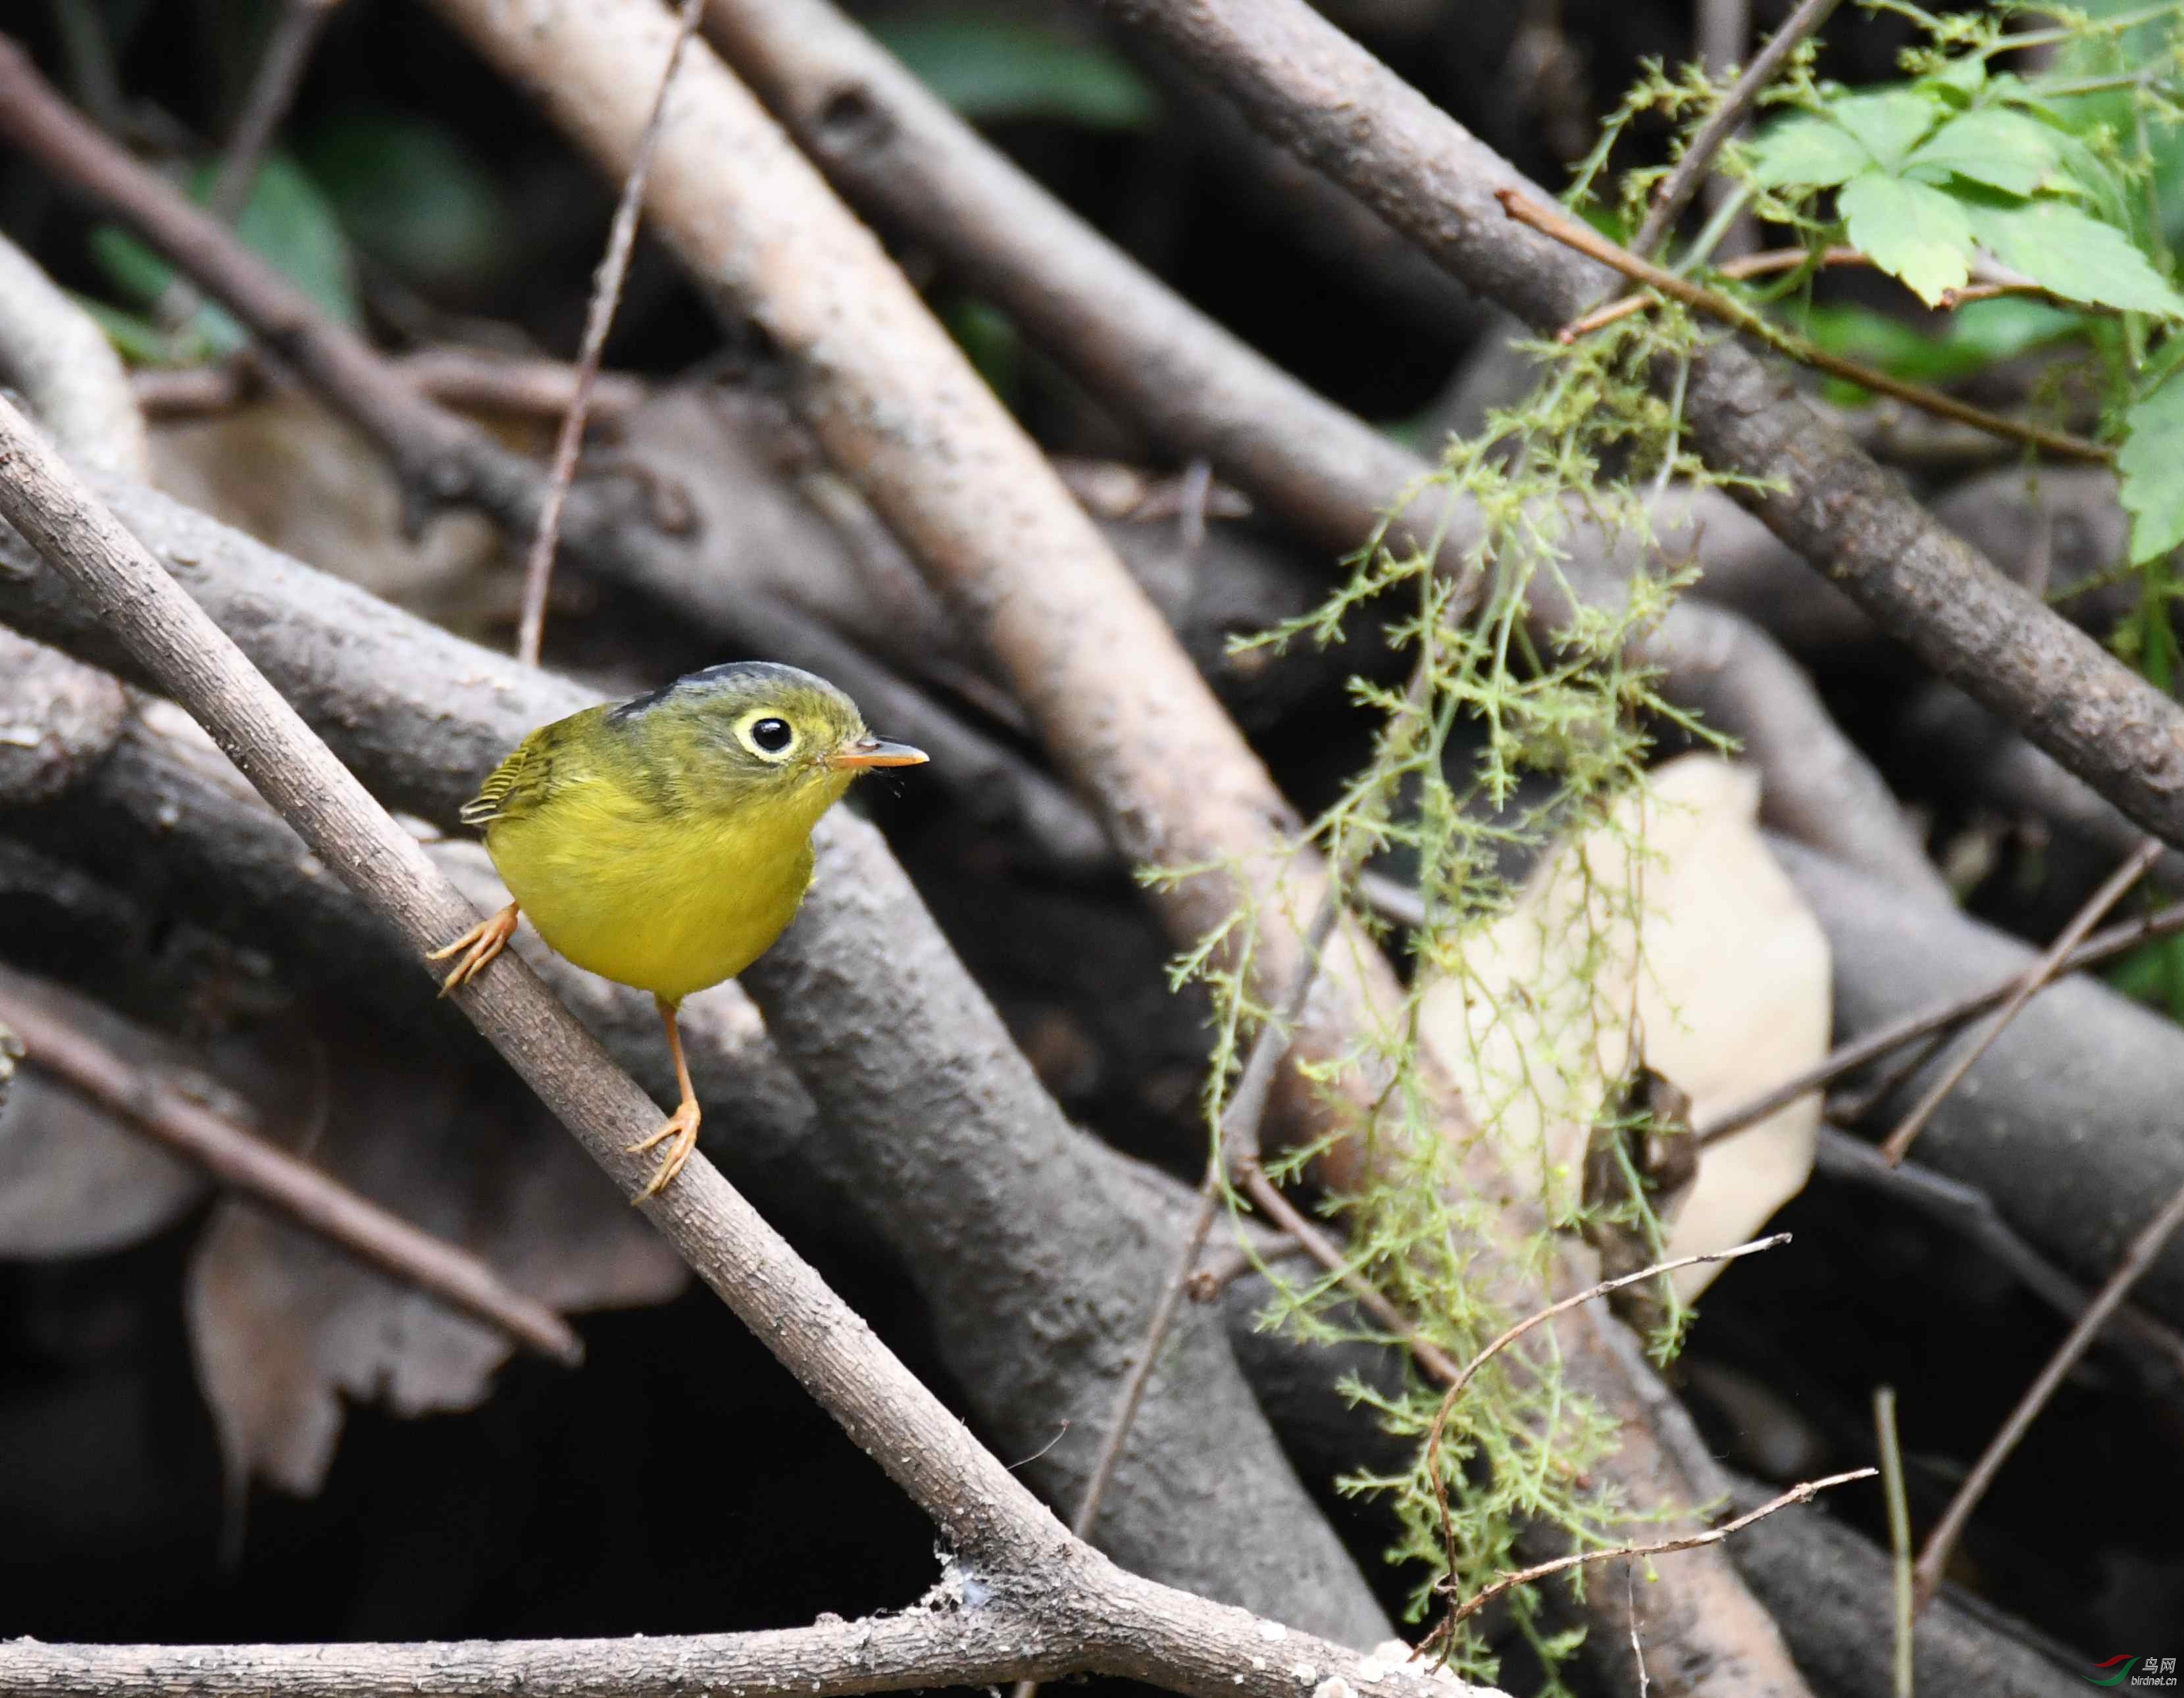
[483,764,824,1005]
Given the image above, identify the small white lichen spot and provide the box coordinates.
[1251,1657,1267,1672]
[1291,1664,1319,1686]
[1354,1662,1387,1685]
[1312,1678,1354,1698]
[1256,1622,1287,1643]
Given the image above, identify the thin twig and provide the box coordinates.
[1879,836,2161,1165]
[1431,1468,1877,1635]
[154,0,345,338]
[1010,896,1348,1698]
[1067,892,1344,1544]
[1498,188,2112,464]
[211,0,343,224]
[1911,1172,2184,1610]
[1233,1165,1464,1382]
[0,975,582,1366]
[1421,1234,1792,1614]
[515,0,707,666]
[1633,0,1846,259]
[1625,1558,1650,1697]
[1565,245,1869,338]
[1184,1233,1313,1300]
[1814,1128,2184,1387]
[1873,1387,1914,1698]
[1062,661,1438,1589]
[1697,893,2184,1149]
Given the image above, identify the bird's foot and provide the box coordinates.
[626,1100,701,1201]
[427,903,519,995]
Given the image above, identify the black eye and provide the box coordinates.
[749,717,793,753]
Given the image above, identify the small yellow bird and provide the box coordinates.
[428,661,928,1197]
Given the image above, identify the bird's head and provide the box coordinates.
[610,660,927,826]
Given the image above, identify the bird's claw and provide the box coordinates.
[627,1102,701,1201]
[427,903,519,996]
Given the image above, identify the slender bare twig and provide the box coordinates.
[1565,245,1877,338]
[1429,1468,1877,1637]
[1911,1172,2184,1610]
[1698,893,2184,1149]
[515,0,707,666]
[1633,0,1845,259]
[1500,189,2110,463]
[153,0,345,337]
[1068,893,1344,1545]
[1421,1234,1792,1618]
[1005,897,1351,1698]
[1814,1129,2184,1387]
[1880,836,2162,1165]
[1873,1387,1914,1698]
[1067,660,1437,1568]
[0,973,582,1366]
[211,0,344,224]
[1183,1233,1313,1300]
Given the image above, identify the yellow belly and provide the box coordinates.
[484,781,817,1004]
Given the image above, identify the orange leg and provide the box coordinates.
[426,903,520,996]
[626,994,701,1200]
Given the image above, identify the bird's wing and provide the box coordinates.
[460,728,561,828]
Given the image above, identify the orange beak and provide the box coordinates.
[826,736,930,771]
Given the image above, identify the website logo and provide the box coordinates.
[2089,1655,2179,1688]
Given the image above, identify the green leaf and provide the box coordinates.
[302,112,511,295]
[1904,108,2065,197]
[1838,170,1974,305]
[1922,54,1988,105]
[870,17,1156,130]
[1964,195,2184,316]
[227,153,358,324]
[88,153,359,358]
[1826,87,1945,172]
[1746,114,1872,189]
[2120,374,2184,563]
[941,295,1021,405]
[68,293,201,366]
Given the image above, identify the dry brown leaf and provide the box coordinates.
[1420,754,1829,1300]
[186,1018,684,1496]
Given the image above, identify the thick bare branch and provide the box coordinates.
[0,1605,1063,1698]
[0,230,148,480]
